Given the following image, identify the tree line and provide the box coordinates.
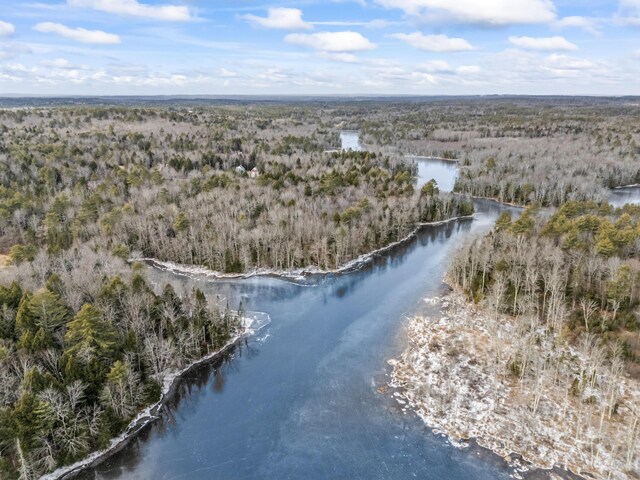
[0,247,242,478]
[0,107,471,273]
[448,201,640,477]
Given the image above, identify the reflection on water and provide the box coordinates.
[411,156,459,192]
[609,186,640,207]
[74,161,540,480]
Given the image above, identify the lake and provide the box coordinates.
[340,131,362,151]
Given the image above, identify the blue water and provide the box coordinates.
[75,152,561,480]
[412,156,459,193]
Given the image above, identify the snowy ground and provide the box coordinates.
[132,215,474,282]
[389,292,640,480]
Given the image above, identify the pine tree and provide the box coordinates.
[64,304,117,362]
[27,289,68,333]
[173,212,190,233]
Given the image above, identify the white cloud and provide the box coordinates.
[375,0,556,25]
[40,58,71,68]
[219,67,238,77]
[554,16,601,35]
[285,31,375,52]
[418,60,480,74]
[67,0,193,21]
[39,58,90,70]
[0,20,15,37]
[508,36,578,51]
[318,52,360,63]
[617,0,640,25]
[456,65,480,74]
[546,54,595,70]
[418,60,454,73]
[0,43,31,61]
[257,68,291,83]
[331,0,367,6]
[34,22,121,44]
[411,72,437,84]
[242,8,311,30]
[391,32,474,52]
[310,19,399,28]
[111,73,189,87]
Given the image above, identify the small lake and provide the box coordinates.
[411,156,459,193]
[340,130,362,151]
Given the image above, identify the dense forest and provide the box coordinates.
[354,99,640,206]
[0,106,471,273]
[0,248,243,478]
[0,102,472,478]
[451,201,640,357]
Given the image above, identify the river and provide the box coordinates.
[76,138,610,480]
[610,186,640,207]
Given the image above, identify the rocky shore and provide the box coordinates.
[389,292,640,480]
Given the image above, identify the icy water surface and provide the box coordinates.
[340,130,362,151]
[76,148,561,480]
[609,186,640,207]
[79,203,525,480]
[412,156,459,193]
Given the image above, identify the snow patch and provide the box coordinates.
[390,291,640,480]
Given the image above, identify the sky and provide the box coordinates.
[0,0,639,96]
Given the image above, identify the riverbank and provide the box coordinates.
[49,216,471,479]
[42,315,262,480]
[389,290,640,480]
[133,216,475,282]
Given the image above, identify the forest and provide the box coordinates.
[0,248,243,478]
[355,98,640,206]
[451,201,640,374]
[438,201,640,478]
[1,97,639,478]
[0,105,471,272]
[0,102,472,478]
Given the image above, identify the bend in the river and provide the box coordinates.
[75,133,631,480]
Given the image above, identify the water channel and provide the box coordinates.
[77,135,635,480]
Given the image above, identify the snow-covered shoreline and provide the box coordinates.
[390,291,640,480]
[43,216,472,480]
[42,215,473,480]
[132,215,475,282]
[43,316,262,480]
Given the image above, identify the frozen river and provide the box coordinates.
[76,136,583,480]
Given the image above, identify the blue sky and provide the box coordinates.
[0,0,638,95]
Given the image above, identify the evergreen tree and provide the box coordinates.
[64,304,117,362]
